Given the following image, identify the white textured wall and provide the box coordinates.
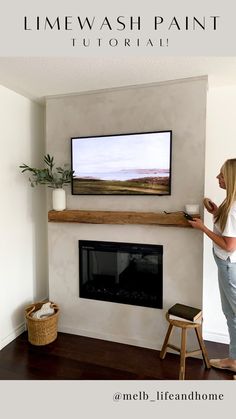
[0,85,48,350]
[203,83,236,344]
[47,77,207,351]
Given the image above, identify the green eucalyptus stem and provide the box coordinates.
[20,154,74,189]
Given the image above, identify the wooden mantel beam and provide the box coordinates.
[48,210,199,227]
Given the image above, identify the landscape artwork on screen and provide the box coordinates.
[71,131,172,195]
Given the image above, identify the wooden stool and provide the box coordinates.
[160,313,211,380]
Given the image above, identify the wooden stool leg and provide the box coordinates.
[195,326,211,369]
[179,327,187,380]
[160,324,174,359]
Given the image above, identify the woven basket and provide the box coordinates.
[25,301,59,346]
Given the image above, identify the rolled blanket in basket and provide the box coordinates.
[32,302,55,319]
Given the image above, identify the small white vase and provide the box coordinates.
[52,188,66,211]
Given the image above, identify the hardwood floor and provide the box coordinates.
[0,332,234,380]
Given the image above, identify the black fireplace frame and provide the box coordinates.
[79,240,163,309]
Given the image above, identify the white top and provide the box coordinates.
[213,201,236,262]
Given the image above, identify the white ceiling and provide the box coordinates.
[1,56,236,102]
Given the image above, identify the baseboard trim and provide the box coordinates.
[203,330,229,344]
[0,324,228,351]
[0,322,26,350]
[58,325,160,351]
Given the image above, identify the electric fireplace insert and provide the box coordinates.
[79,240,163,309]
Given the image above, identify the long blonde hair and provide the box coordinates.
[215,159,236,231]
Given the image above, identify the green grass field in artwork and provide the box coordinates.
[72,177,170,195]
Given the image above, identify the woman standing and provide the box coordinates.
[189,158,236,372]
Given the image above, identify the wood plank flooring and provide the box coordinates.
[0,332,234,380]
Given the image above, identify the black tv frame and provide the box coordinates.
[71,130,172,196]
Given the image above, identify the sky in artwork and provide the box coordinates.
[72,132,171,175]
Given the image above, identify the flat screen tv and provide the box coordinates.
[71,130,172,195]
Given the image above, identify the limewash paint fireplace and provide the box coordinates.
[47,77,207,350]
[48,221,203,351]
